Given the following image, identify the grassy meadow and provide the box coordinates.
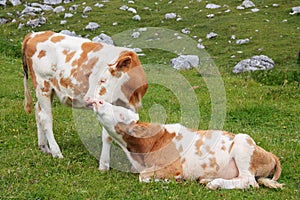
[0,0,299,199]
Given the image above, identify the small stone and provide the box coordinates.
[53,6,65,13]
[64,13,73,18]
[207,14,214,18]
[131,32,140,38]
[128,7,137,14]
[170,55,200,70]
[181,28,190,34]
[85,22,100,30]
[120,5,128,11]
[132,15,141,21]
[94,3,104,8]
[206,3,221,9]
[165,13,177,19]
[44,0,62,5]
[236,38,250,44]
[60,30,79,37]
[290,6,300,15]
[83,6,92,13]
[92,33,114,45]
[242,0,255,8]
[206,32,218,39]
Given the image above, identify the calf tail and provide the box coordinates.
[271,153,281,181]
[22,34,33,114]
[257,153,283,189]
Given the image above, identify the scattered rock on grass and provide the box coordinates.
[92,33,114,45]
[290,6,300,15]
[26,17,46,28]
[85,22,100,30]
[170,55,200,70]
[233,55,275,73]
[205,3,221,9]
[206,32,218,39]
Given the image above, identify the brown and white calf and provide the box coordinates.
[22,31,148,170]
[92,100,283,189]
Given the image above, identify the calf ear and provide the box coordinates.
[116,56,131,71]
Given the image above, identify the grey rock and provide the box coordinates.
[206,32,218,39]
[236,38,250,44]
[44,0,62,5]
[63,0,73,3]
[205,3,221,9]
[85,22,100,30]
[0,18,8,25]
[131,32,140,38]
[170,55,200,70]
[233,55,275,73]
[165,13,176,19]
[60,30,79,37]
[94,3,104,8]
[119,5,128,11]
[64,13,73,18]
[242,0,255,8]
[290,6,300,15]
[181,28,190,34]
[83,6,92,13]
[9,0,21,6]
[128,7,137,14]
[26,17,46,28]
[92,33,114,45]
[0,0,6,6]
[53,5,65,13]
[31,3,53,11]
[132,15,141,21]
[18,23,24,29]
[69,4,79,11]
[22,6,43,14]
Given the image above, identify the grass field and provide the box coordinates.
[0,0,299,199]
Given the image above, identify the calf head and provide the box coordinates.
[85,51,148,112]
[92,100,139,135]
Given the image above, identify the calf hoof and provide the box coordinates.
[206,181,219,190]
[98,161,110,171]
[39,145,51,154]
[51,151,64,159]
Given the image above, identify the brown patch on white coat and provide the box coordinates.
[93,100,283,189]
[22,31,148,169]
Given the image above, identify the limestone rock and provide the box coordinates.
[92,33,114,45]
[233,55,275,73]
[170,55,200,70]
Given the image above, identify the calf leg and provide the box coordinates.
[35,102,50,154]
[99,128,112,170]
[35,87,63,158]
[207,134,259,189]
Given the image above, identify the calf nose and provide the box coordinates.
[84,97,93,108]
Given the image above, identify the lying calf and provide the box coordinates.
[92,100,283,189]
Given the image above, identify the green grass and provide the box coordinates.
[1,0,300,199]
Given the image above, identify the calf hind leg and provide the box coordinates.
[206,134,259,190]
[35,102,50,154]
[35,88,63,158]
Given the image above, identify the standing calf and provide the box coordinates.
[22,31,148,170]
[92,100,283,189]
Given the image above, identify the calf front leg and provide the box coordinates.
[99,128,112,170]
[35,88,63,158]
